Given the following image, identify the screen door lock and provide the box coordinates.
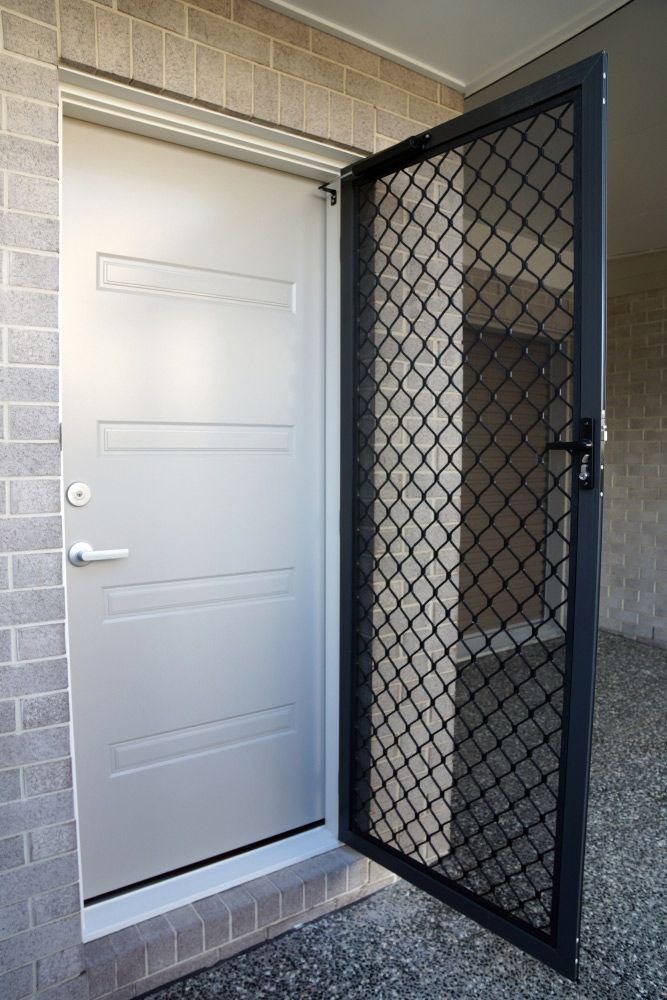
[545,417,595,489]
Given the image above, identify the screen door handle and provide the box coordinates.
[544,438,592,454]
[68,542,129,567]
[544,417,595,489]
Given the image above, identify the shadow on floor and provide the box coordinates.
[145,632,667,999]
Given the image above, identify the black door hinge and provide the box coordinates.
[318,183,337,206]
[407,131,432,151]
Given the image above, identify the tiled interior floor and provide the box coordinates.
[144,632,666,999]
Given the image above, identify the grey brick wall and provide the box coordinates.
[57,0,463,153]
[0,3,84,998]
[0,3,462,997]
[600,269,667,647]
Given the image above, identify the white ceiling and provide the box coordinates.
[465,0,667,258]
[264,0,628,93]
[265,0,666,258]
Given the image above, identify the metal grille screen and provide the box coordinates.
[349,101,577,936]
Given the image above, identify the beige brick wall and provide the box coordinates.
[58,0,463,153]
[601,257,667,647]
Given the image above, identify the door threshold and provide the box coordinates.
[82,825,341,941]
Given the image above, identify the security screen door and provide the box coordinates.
[339,55,606,979]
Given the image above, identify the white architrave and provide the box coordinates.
[60,68,356,181]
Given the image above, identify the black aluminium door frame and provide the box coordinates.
[339,52,607,981]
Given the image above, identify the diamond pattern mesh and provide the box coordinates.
[349,102,577,936]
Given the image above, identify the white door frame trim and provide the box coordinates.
[60,69,355,181]
[59,70,356,941]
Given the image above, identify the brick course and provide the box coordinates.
[83,847,395,1000]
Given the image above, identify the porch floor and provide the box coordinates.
[145,632,666,999]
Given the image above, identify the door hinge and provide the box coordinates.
[407,131,432,151]
[318,183,337,206]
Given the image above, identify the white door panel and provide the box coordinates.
[63,119,325,898]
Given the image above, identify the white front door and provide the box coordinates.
[62,119,326,899]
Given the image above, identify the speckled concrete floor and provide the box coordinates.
[146,632,666,999]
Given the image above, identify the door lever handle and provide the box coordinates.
[68,542,129,567]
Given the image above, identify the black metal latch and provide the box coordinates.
[545,417,595,489]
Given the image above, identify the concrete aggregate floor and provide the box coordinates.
[146,633,666,999]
